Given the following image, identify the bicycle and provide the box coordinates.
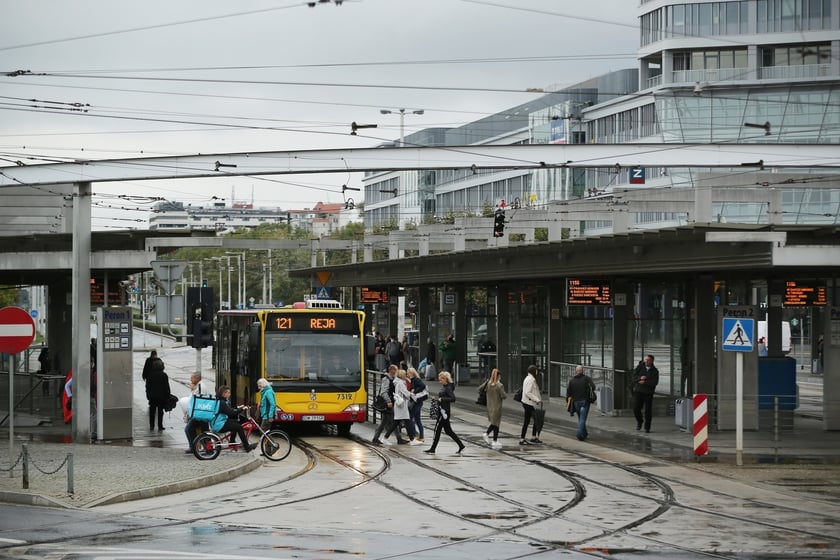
[191,408,292,462]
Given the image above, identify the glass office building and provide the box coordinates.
[363,0,840,233]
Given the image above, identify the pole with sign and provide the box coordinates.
[722,315,754,466]
[0,306,36,471]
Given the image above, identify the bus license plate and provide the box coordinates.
[301,415,325,421]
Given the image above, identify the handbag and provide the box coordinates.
[429,398,440,420]
[394,391,405,407]
[476,385,487,406]
[513,388,523,402]
[164,394,179,412]
[373,394,388,412]
[588,380,597,404]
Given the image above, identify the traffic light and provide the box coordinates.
[493,209,506,237]
[187,287,214,349]
[190,302,214,348]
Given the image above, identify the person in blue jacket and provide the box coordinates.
[257,378,277,431]
[213,386,255,452]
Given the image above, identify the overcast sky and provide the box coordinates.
[0,0,639,229]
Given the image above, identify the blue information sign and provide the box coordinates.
[722,318,754,352]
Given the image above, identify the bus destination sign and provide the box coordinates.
[266,313,359,333]
[567,278,611,306]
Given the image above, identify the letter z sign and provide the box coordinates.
[629,167,645,184]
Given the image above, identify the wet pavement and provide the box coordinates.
[1,335,837,508]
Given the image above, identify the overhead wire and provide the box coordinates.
[1,1,837,229]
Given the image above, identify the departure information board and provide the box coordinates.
[784,281,827,306]
[360,287,389,304]
[567,278,611,306]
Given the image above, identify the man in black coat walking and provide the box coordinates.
[631,354,659,433]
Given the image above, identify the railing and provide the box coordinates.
[547,361,614,399]
[760,64,831,80]
[671,67,748,84]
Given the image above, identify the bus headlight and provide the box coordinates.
[343,403,366,413]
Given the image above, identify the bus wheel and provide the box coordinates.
[336,422,352,437]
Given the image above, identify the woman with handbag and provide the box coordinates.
[519,365,542,445]
[566,364,597,441]
[424,371,465,455]
[384,369,414,444]
[479,368,506,449]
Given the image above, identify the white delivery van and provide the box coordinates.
[757,320,792,354]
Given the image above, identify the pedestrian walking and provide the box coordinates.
[479,368,506,449]
[385,369,414,443]
[407,367,428,444]
[144,357,171,431]
[631,354,659,433]
[519,364,542,445]
[566,364,596,441]
[424,371,465,455]
[372,365,407,445]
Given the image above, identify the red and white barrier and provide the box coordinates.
[693,393,708,456]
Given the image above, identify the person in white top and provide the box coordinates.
[519,365,542,445]
[180,372,205,453]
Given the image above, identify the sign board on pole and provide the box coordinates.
[0,306,36,354]
[150,260,188,295]
[722,317,754,352]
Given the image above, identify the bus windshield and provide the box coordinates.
[265,332,362,392]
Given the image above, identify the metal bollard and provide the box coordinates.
[67,453,74,495]
[22,444,29,490]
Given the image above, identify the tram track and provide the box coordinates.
[443,412,840,556]
[4,418,839,559]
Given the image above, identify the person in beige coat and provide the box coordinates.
[479,368,506,449]
[519,364,542,445]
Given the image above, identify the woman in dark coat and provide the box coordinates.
[144,357,171,431]
[424,371,465,454]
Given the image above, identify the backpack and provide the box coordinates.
[188,395,220,422]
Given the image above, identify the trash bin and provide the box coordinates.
[456,363,470,384]
[674,398,692,430]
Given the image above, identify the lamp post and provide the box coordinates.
[226,251,245,309]
[225,256,232,310]
[380,108,424,147]
[209,257,224,309]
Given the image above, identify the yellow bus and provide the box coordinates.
[214,301,367,436]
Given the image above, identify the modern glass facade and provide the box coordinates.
[363,0,840,233]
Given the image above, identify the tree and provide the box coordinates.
[0,286,18,308]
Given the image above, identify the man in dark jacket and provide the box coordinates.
[631,354,659,433]
[567,365,597,441]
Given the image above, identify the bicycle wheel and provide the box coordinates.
[193,432,222,460]
[260,429,292,461]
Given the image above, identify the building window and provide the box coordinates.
[758,0,832,32]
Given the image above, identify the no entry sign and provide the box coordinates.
[0,306,36,354]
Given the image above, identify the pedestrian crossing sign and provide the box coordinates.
[316,286,331,299]
[722,318,754,352]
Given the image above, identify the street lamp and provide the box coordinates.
[226,251,245,309]
[209,257,225,310]
[380,108,424,147]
